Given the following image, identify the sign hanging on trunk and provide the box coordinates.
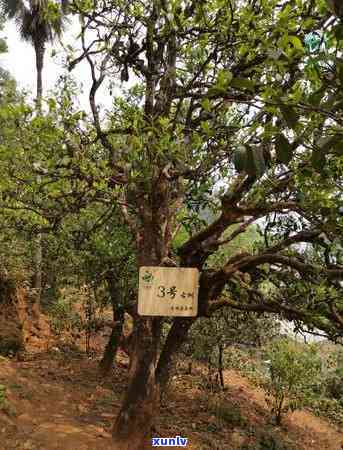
[138,266,199,316]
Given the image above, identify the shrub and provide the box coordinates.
[240,427,297,450]
[325,367,343,400]
[0,384,6,407]
[48,298,82,335]
[313,397,343,424]
[207,397,245,428]
[0,339,22,356]
[0,384,16,416]
[263,339,322,425]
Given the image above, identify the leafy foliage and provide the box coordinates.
[263,339,322,424]
[47,295,82,335]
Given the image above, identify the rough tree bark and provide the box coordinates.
[99,276,125,377]
[112,316,162,450]
[99,314,124,377]
[111,176,194,449]
[111,225,163,449]
[111,222,215,450]
[112,314,195,449]
[99,309,124,377]
[155,317,195,394]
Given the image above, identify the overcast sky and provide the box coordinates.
[0,20,111,112]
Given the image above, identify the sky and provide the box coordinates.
[0,20,111,112]
[1,22,59,94]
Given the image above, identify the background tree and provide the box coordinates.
[187,310,280,390]
[0,0,69,105]
[0,0,69,303]
[62,205,137,374]
[0,18,33,285]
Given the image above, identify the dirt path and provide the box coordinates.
[0,354,342,450]
[0,353,120,450]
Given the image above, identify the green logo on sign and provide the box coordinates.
[142,270,154,283]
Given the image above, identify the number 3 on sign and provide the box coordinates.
[158,286,166,298]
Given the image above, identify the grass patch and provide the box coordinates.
[0,384,17,417]
[240,427,297,450]
[207,396,245,428]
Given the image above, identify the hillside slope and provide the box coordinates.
[0,350,342,450]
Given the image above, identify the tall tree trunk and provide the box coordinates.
[112,316,161,450]
[112,230,164,450]
[35,41,44,110]
[111,314,195,449]
[32,41,45,310]
[112,159,186,448]
[111,238,195,449]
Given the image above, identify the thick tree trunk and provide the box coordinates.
[111,316,194,449]
[112,317,161,450]
[156,317,194,393]
[110,230,198,449]
[112,156,187,448]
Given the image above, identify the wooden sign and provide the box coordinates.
[138,267,199,317]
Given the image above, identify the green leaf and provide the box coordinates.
[317,136,333,151]
[245,146,256,176]
[317,135,343,155]
[208,86,227,97]
[275,134,293,164]
[201,98,211,112]
[334,24,343,41]
[252,146,267,178]
[200,121,211,135]
[289,36,304,52]
[0,39,7,54]
[280,105,298,129]
[47,98,56,111]
[308,90,323,106]
[230,78,255,92]
[208,70,233,96]
[216,70,233,88]
[311,149,326,171]
[233,146,247,173]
